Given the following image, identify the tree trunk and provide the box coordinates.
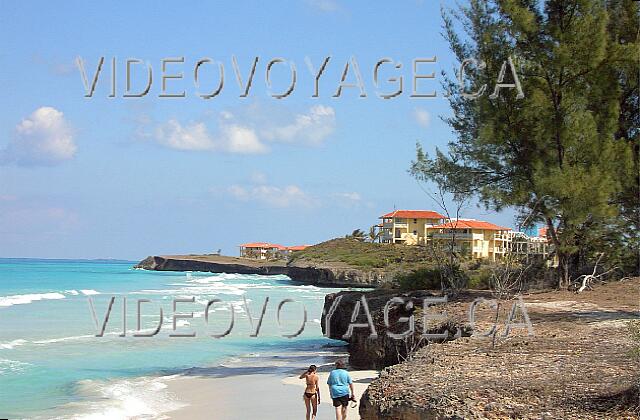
[545,217,571,289]
[558,253,571,289]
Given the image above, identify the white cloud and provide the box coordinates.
[227,183,315,208]
[155,120,215,151]
[335,192,361,202]
[221,173,317,208]
[221,124,268,154]
[227,185,250,201]
[154,119,267,154]
[331,191,373,209]
[144,105,335,155]
[261,105,336,145]
[1,107,77,166]
[219,176,366,210]
[306,0,340,12]
[413,107,431,128]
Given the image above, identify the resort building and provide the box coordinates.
[286,245,310,252]
[239,243,310,260]
[504,230,550,259]
[425,219,550,261]
[379,210,445,245]
[425,219,512,260]
[376,207,551,261]
[239,242,285,260]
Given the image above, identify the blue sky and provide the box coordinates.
[0,0,516,259]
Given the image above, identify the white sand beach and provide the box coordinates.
[165,366,378,419]
[282,368,378,420]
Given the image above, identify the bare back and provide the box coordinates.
[305,372,318,394]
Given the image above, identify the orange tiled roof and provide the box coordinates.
[240,242,286,250]
[430,219,510,231]
[286,245,310,251]
[379,210,444,219]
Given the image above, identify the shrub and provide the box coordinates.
[395,267,443,290]
[394,265,469,291]
[467,266,493,289]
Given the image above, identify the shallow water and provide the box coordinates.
[0,259,347,418]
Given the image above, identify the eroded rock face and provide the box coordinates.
[321,290,469,370]
[284,264,392,287]
[359,392,446,420]
[135,255,390,287]
[135,256,283,275]
[358,278,640,420]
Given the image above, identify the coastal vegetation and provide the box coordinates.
[289,238,548,294]
[321,275,640,418]
[344,229,366,242]
[320,3,639,416]
[410,0,639,288]
[393,267,449,290]
[288,238,436,270]
[353,278,640,418]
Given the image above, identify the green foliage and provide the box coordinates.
[412,0,640,286]
[395,265,470,291]
[289,238,436,270]
[467,265,493,289]
[395,267,445,291]
[345,229,366,242]
[608,2,640,277]
[368,225,381,243]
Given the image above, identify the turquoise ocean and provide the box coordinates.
[0,259,346,418]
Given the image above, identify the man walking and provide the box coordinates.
[327,359,355,420]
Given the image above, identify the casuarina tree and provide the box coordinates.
[411,0,639,287]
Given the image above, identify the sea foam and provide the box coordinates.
[0,292,66,307]
[0,338,28,349]
[80,290,100,296]
[70,375,184,419]
[0,358,31,374]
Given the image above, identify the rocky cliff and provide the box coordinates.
[354,279,640,419]
[321,289,470,370]
[135,255,390,287]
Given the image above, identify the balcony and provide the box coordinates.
[430,232,473,240]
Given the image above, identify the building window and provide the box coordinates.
[413,230,417,235]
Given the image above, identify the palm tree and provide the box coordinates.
[346,229,366,242]
[368,225,381,243]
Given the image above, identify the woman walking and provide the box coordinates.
[299,364,320,420]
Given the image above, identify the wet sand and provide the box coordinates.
[165,366,378,419]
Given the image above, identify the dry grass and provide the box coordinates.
[362,277,640,419]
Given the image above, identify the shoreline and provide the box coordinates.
[135,254,385,288]
[59,357,377,420]
[53,342,368,419]
[165,364,378,419]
